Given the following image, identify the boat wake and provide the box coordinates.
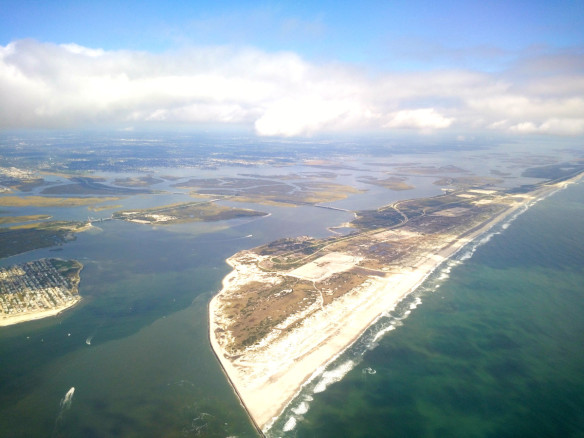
[52,387,75,437]
[60,387,75,410]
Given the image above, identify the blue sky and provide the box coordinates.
[1,0,583,136]
[3,1,582,64]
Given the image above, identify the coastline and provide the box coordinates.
[208,289,267,437]
[0,296,81,327]
[209,176,582,432]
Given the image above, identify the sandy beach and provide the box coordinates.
[209,177,581,433]
[0,297,81,327]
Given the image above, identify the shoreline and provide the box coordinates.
[208,291,267,437]
[209,176,582,432]
[0,296,82,327]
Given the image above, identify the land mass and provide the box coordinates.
[209,171,584,433]
[0,259,83,326]
[0,195,121,207]
[41,177,154,195]
[175,177,362,207]
[0,221,91,258]
[112,201,268,224]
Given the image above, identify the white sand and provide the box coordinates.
[287,252,361,282]
[0,297,81,327]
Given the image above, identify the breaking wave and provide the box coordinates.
[372,324,395,343]
[313,360,355,394]
[275,360,356,434]
[292,399,311,415]
[282,416,297,432]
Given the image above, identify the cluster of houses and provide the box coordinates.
[0,259,77,315]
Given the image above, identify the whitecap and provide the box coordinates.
[439,271,450,280]
[313,360,354,393]
[292,401,310,415]
[372,324,395,343]
[409,297,422,309]
[459,250,473,261]
[283,416,297,432]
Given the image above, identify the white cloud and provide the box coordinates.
[61,43,105,57]
[510,118,584,135]
[0,39,583,137]
[385,108,453,130]
[254,97,376,136]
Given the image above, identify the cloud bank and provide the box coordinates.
[1,39,583,137]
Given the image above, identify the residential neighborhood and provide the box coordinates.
[0,259,81,317]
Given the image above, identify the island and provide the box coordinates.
[174,177,362,207]
[209,171,584,433]
[112,201,268,224]
[0,221,92,258]
[0,259,83,326]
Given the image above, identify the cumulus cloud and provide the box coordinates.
[385,109,453,130]
[510,118,584,135]
[254,97,376,136]
[0,39,583,137]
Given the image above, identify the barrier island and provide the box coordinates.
[210,171,583,432]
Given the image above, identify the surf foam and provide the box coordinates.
[313,360,355,394]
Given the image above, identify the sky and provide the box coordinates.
[1,0,583,137]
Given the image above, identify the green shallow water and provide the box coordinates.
[0,223,258,437]
[280,182,584,437]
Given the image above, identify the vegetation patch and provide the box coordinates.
[41,177,153,195]
[433,176,503,188]
[113,175,164,187]
[177,177,362,207]
[522,162,584,181]
[0,215,52,225]
[0,221,86,258]
[0,196,121,207]
[113,201,267,224]
[358,176,414,191]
